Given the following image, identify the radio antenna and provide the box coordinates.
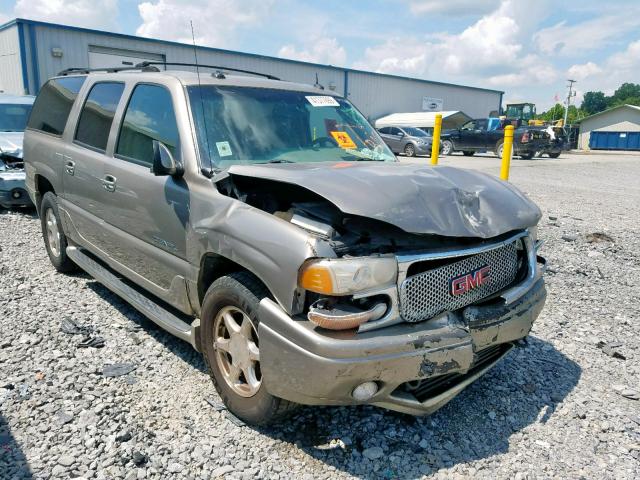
[190,20,214,177]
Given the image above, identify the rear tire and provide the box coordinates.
[404,144,416,157]
[441,140,453,155]
[39,192,77,273]
[201,271,297,425]
[462,151,475,156]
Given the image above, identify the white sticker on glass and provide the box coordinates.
[306,95,340,107]
[216,141,233,157]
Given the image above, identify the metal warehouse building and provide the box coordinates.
[0,18,502,121]
[579,104,640,151]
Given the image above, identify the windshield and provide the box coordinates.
[0,103,32,132]
[402,127,429,137]
[188,86,396,167]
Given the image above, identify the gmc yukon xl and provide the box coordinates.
[24,65,546,425]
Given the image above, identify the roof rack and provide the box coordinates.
[57,65,161,76]
[135,61,280,80]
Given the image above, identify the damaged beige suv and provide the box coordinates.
[24,63,546,425]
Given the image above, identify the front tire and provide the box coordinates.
[201,272,296,425]
[441,140,453,155]
[404,144,416,157]
[495,140,504,158]
[39,192,77,273]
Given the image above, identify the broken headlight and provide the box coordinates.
[298,256,397,295]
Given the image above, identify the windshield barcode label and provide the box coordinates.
[306,96,340,107]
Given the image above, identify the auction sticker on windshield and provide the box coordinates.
[330,131,357,149]
[216,141,233,157]
[306,96,340,107]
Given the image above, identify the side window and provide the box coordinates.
[475,119,488,131]
[27,76,86,136]
[389,127,400,135]
[116,84,179,167]
[378,127,390,134]
[74,82,125,151]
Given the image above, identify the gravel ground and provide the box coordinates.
[1,152,639,479]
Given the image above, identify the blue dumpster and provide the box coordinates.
[589,131,640,150]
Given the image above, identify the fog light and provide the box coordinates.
[352,381,379,401]
[11,189,22,199]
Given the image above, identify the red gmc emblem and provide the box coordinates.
[450,265,491,296]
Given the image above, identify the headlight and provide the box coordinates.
[299,256,398,295]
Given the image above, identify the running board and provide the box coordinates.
[66,246,199,351]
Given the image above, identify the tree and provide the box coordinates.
[581,91,607,115]
[539,103,564,121]
[611,83,640,105]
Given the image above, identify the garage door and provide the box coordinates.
[589,131,640,151]
[88,46,165,70]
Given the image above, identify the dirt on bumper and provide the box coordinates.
[258,278,546,415]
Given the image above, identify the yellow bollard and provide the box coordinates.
[430,113,443,165]
[500,125,514,181]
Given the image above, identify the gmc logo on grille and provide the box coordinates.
[450,265,491,296]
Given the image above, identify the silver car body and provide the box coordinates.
[24,70,546,415]
[377,125,436,156]
[0,94,35,207]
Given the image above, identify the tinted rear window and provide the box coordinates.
[75,82,125,151]
[27,76,86,136]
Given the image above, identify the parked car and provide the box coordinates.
[377,126,439,157]
[440,118,552,159]
[0,94,35,208]
[24,66,546,425]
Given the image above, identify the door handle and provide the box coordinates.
[102,174,117,192]
[64,158,75,176]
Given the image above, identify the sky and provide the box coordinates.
[1,0,639,110]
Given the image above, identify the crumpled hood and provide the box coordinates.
[226,162,541,238]
[0,132,24,158]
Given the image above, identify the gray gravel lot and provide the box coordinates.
[1,152,639,479]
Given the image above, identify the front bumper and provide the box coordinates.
[258,273,546,415]
[0,171,32,208]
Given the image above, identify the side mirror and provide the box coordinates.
[151,140,183,177]
[397,131,405,137]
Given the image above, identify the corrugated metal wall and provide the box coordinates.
[32,23,345,96]
[23,21,500,120]
[347,71,500,120]
[0,25,26,95]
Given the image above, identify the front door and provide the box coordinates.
[101,83,189,291]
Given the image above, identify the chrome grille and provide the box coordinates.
[399,242,519,322]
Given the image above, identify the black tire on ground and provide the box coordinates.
[404,144,416,157]
[548,152,561,158]
[39,192,78,273]
[520,152,535,160]
[201,271,297,425]
[441,140,453,155]
[495,140,504,158]
[462,151,475,156]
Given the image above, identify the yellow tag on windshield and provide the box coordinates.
[331,131,357,149]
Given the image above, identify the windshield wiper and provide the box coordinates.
[258,159,295,164]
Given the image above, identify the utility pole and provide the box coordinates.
[563,79,576,127]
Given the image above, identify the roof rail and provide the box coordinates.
[135,61,280,80]
[57,65,161,76]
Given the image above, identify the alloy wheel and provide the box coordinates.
[213,306,261,398]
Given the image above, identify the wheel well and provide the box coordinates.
[197,254,251,306]
[35,175,55,209]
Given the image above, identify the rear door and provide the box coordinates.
[377,127,396,151]
[100,83,189,291]
[63,81,126,250]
